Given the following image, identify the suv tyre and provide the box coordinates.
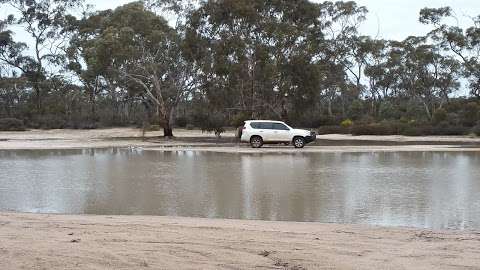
[250,136,264,148]
[293,137,306,148]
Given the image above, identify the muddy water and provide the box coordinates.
[0,149,479,230]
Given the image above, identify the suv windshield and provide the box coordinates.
[272,123,290,130]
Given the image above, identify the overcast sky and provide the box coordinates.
[1,0,479,42]
[353,0,480,40]
[85,0,480,41]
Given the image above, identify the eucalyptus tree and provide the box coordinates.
[0,18,29,118]
[72,2,194,136]
[308,1,367,118]
[185,0,366,122]
[0,0,84,114]
[66,8,115,123]
[390,36,460,120]
[420,7,480,98]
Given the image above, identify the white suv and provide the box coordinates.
[240,120,316,148]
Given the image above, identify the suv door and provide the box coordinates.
[259,122,275,142]
[250,122,274,142]
[271,123,291,142]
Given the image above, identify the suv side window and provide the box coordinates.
[250,122,262,129]
[250,122,275,129]
[260,122,273,129]
[250,122,272,129]
[272,123,290,131]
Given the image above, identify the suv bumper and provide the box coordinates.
[305,133,316,144]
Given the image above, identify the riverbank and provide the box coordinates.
[1,128,480,152]
[1,212,479,270]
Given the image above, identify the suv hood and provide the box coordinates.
[291,129,312,136]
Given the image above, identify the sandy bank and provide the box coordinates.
[1,128,480,152]
[1,213,479,270]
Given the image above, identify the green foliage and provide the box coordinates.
[349,120,469,136]
[351,123,396,136]
[431,123,468,136]
[29,115,67,130]
[348,100,364,120]
[461,102,480,126]
[175,117,188,128]
[379,102,403,120]
[230,112,251,128]
[193,112,227,137]
[317,126,351,135]
[433,108,448,125]
[0,118,25,131]
[340,119,354,128]
[472,124,480,136]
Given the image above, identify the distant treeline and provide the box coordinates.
[0,0,479,136]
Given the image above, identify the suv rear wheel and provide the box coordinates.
[293,137,306,148]
[250,136,263,148]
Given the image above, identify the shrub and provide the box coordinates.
[0,118,26,131]
[175,116,188,128]
[461,102,480,127]
[186,123,195,130]
[433,108,447,125]
[379,101,401,120]
[351,123,396,136]
[399,125,432,136]
[348,100,364,120]
[472,124,480,136]
[340,119,353,128]
[317,125,350,135]
[29,115,66,129]
[193,112,227,138]
[230,112,251,127]
[431,122,468,136]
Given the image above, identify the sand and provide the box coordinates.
[1,128,480,152]
[1,213,480,270]
[2,128,480,269]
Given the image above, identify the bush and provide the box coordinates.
[230,112,251,127]
[193,112,227,138]
[433,108,447,125]
[0,118,26,131]
[399,125,432,136]
[175,116,188,128]
[351,123,396,136]
[431,124,468,136]
[29,115,66,129]
[317,125,351,135]
[461,102,480,127]
[348,100,364,120]
[186,123,195,130]
[472,124,480,136]
[379,101,401,120]
[340,119,353,128]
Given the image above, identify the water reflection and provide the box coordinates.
[0,149,479,230]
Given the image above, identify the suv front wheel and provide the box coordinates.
[293,137,306,148]
[250,136,264,148]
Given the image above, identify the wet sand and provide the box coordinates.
[1,128,480,269]
[1,213,480,270]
